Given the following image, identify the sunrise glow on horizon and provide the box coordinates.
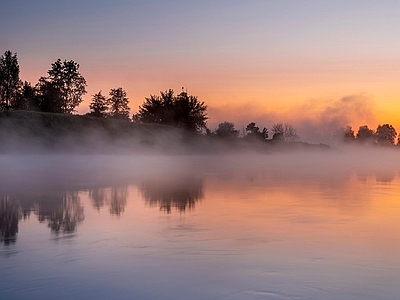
[2,0,400,140]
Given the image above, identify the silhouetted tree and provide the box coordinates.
[246,122,259,135]
[131,113,141,123]
[375,124,397,146]
[334,125,355,143]
[174,91,208,132]
[215,121,239,138]
[271,123,299,141]
[36,79,64,113]
[13,81,39,110]
[343,126,355,141]
[137,89,208,132]
[39,59,86,113]
[245,122,268,140]
[108,87,130,120]
[356,125,375,143]
[138,89,175,125]
[87,91,108,118]
[0,51,21,110]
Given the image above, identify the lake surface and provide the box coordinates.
[1,153,400,300]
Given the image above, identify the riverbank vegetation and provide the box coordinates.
[1,50,399,152]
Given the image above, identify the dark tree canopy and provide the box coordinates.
[13,81,39,111]
[174,91,208,132]
[343,126,355,141]
[336,125,355,143]
[245,122,268,140]
[137,89,208,132]
[138,89,175,125]
[356,125,375,143]
[108,87,130,120]
[36,79,64,113]
[88,91,108,118]
[0,51,21,110]
[375,124,397,146]
[40,59,87,113]
[215,121,239,138]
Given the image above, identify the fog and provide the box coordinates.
[1,147,399,194]
[2,149,400,300]
[209,94,377,145]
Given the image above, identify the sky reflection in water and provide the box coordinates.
[1,154,400,300]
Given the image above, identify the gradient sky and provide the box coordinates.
[2,0,400,140]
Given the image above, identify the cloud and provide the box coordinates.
[292,94,377,143]
[207,102,280,132]
[207,94,377,144]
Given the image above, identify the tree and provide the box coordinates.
[215,121,239,138]
[271,123,299,141]
[108,87,130,120]
[375,124,397,146]
[356,125,375,143]
[245,122,268,140]
[88,91,108,118]
[343,126,355,141]
[0,51,21,110]
[174,91,208,132]
[334,125,355,143]
[36,79,64,113]
[40,59,87,113]
[137,89,208,132]
[13,81,39,111]
[138,89,175,125]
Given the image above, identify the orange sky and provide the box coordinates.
[4,1,400,141]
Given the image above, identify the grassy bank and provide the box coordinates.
[0,111,186,153]
[0,111,329,154]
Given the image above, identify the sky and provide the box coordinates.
[1,0,400,141]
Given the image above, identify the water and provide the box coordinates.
[1,153,400,300]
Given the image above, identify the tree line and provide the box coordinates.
[0,50,301,140]
[212,121,299,141]
[0,51,208,128]
[340,124,399,146]
[3,50,400,146]
[0,51,132,119]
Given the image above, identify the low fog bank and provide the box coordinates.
[4,110,397,155]
[1,148,399,193]
[0,111,189,154]
[0,110,334,155]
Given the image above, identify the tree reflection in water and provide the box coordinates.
[0,192,84,244]
[88,186,128,216]
[34,192,84,233]
[0,196,22,245]
[139,176,204,213]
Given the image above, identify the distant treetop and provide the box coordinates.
[137,89,207,132]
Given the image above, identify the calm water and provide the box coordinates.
[1,153,400,300]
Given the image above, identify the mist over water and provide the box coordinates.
[1,150,400,300]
